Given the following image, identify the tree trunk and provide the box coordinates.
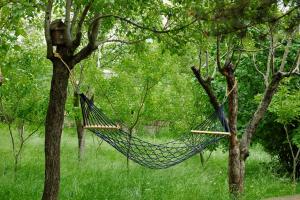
[42,59,70,200]
[191,65,243,196]
[74,92,85,161]
[76,119,85,161]
[224,66,242,197]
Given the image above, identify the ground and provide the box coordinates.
[265,195,300,200]
[0,125,299,200]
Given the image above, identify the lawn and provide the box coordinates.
[0,126,298,200]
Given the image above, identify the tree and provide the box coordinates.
[0,35,48,174]
[42,1,193,199]
[188,2,300,197]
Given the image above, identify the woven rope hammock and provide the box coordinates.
[80,93,230,169]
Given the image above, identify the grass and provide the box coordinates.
[0,125,298,200]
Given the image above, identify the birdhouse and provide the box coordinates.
[50,19,67,46]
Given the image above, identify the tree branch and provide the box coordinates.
[96,38,144,46]
[240,71,285,159]
[88,13,101,45]
[65,0,72,46]
[70,4,79,36]
[72,37,142,66]
[279,35,292,71]
[129,80,155,131]
[44,0,53,59]
[93,14,197,34]
[284,125,295,159]
[252,54,268,86]
[191,66,221,111]
[216,36,223,73]
[72,0,94,49]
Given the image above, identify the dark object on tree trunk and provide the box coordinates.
[50,19,67,46]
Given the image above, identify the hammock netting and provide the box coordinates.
[80,93,229,169]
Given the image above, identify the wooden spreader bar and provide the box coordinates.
[191,130,231,136]
[84,125,121,129]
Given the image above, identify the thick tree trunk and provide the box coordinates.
[74,92,85,161]
[42,59,70,200]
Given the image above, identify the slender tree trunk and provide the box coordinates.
[42,59,70,200]
[76,120,85,161]
[293,160,297,186]
[224,66,242,197]
[74,92,85,161]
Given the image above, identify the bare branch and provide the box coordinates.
[265,36,274,83]
[44,0,53,59]
[281,50,300,76]
[270,32,276,74]
[8,123,15,157]
[284,125,295,159]
[94,14,197,34]
[240,71,285,158]
[252,54,268,86]
[23,123,42,143]
[205,50,209,76]
[216,36,222,72]
[72,37,142,66]
[70,5,79,35]
[198,49,202,70]
[65,0,72,46]
[72,12,100,65]
[291,50,300,75]
[279,36,292,71]
[211,64,218,78]
[72,0,94,49]
[88,13,101,46]
[96,38,144,46]
[129,80,156,131]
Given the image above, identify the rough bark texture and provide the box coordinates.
[42,58,70,200]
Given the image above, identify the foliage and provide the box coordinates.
[256,78,300,177]
[0,32,50,127]
[71,42,213,137]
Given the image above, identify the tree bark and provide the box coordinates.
[42,58,70,200]
[191,66,220,110]
[74,92,85,161]
[223,65,242,196]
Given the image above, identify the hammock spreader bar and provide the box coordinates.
[80,93,229,169]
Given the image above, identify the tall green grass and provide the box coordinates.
[0,126,298,200]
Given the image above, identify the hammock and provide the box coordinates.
[80,93,229,169]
